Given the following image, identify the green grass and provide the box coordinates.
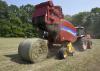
[0,38,100,71]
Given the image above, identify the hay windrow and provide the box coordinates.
[18,38,48,63]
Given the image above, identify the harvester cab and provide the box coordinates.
[76,26,85,37]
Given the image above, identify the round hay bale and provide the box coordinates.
[18,38,48,63]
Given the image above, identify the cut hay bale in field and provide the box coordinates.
[18,38,48,63]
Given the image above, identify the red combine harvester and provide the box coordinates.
[18,1,92,63]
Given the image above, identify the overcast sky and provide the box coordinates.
[4,0,100,15]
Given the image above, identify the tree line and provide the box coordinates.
[0,0,37,37]
[0,0,100,38]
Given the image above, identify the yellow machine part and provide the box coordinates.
[64,50,68,58]
[67,42,75,53]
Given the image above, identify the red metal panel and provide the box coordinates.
[61,20,76,31]
[59,30,77,42]
[33,1,54,17]
[33,7,46,17]
[35,1,53,8]
[57,20,77,42]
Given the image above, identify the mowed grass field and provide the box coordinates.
[0,38,100,71]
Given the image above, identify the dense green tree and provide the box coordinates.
[72,12,90,26]
[0,0,36,37]
[20,4,35,23]
[0,0,8,19]
[91,7,100,13]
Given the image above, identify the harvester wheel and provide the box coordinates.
[18,38,48,63]
[74,37,87,51]
[82,41,87,50]
[87,40,92,49]
[57,47,68,59]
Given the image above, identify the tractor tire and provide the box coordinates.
[87,40,92,49]
[57,47,68,59]
[80,37,87,51]
[82,40,87,50]
[74,37,87,51]
[18,38,48,63]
